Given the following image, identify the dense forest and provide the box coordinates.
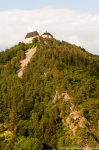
[0,37,99,149]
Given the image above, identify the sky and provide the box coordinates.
[0,0,99,55]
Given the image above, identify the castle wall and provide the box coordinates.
[42,34,52,39]
[24,35,39,44]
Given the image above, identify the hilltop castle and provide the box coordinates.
[24,31,53,44]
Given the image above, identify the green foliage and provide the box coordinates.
[0,38,99,148]
[14,137,43,150]
[32,37,39,45]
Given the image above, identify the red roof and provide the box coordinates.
[25,31,39,39]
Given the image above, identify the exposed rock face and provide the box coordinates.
[61,92,70,101]
[84,145,92,150]
[66,109,92,136]
[53,91,70,103]
[54,91,91,136]
[53,91,95,149]
[17,47,36,78]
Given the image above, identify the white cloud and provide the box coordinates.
[68,35,81,46]
[94,39,99,47]
[0,8,99,55]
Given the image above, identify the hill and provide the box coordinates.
[0,37,99,149]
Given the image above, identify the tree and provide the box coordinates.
[14,137,43,150]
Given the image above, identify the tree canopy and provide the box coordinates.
[0,38,99,149]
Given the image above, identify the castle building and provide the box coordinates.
[24,31,39,43]
[24,31,53,44]
[42,31,53,39]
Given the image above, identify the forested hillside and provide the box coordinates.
[0,37,99,149]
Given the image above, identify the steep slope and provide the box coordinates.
[21,38,99,148]
[0,38,99,149]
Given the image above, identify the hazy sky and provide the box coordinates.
[0,0,99,55]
